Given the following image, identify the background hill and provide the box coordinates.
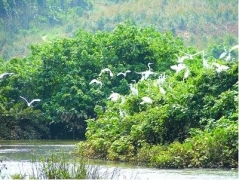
[0,0,237,59]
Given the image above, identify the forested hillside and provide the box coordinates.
[0,0,237,59]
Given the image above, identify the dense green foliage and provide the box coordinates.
[76,60,238,167]
[72,23,237,168]
[0,21,237,167]
[0,22,186,139]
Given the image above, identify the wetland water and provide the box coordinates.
[0,140,237,179]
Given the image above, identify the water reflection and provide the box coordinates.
[0,140,77,161]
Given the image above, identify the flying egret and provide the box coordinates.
[0,72,13,79]
[89,79,102,88]
[20,96,41,107]
[212,62,229,73]
[229,45,239,52]
[136,70,157,81]
[117,70,131,77]
[170,63,187,73]
[107,92,121,102]
[140,96,153,104]
[179,50,203,60]
[129,83,138,96]
[99,68,113,77]
[175,54,190,63]
[219,46,228,59]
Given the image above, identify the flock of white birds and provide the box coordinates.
[89,62,159,105]
[0,45,237,109]
[89,45,238,108]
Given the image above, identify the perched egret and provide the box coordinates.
[202,51,211,69]
[170,63,186,73]
[147,63,154,71]
[99,68,113,77]
[117,70,131,77]
[20,96,41,107]
[183,68,190,81]
[129,83,138,96]
[89,79,102,88]
[157,73,166,85]
[0,72,13,79]
[140,96,153,104]
[219,46,228,59]
[159,86,166,95]
[119,109,126,118]
[225,52,231,62]
[203,58,211,69]
[212,62,229,73]
[107,92,121,102]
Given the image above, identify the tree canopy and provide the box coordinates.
[0,22,237,168]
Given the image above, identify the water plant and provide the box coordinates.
[9,153,123,179]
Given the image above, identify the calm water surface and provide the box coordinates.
[0,140,237,179]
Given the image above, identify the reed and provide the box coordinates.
[5,153,121,179]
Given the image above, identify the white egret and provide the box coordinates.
[0,72,13,79]
[136,70,157,81]
[229,45,239,52]
[219,46,228,59]
[183,67,190,81]
[179,50,203,60]
[157,73,166,85]
[203,58,211,69]
[170,63,186,73]
[159,86,166,95]
[119,109,127,118]
[119,109,124,118]
[225,52,231,62]
[42,35,52,43]
[99,68,113,77]
[212,62,229,73]
[107,92,121,102]
[147,62,154,71]
[129,83,138,96]
[175,54,190,63]
[117,70,131,77]
[20,96,41,107]
[202,51,211,69]
[140,96,153,104]
[89,79,102,88]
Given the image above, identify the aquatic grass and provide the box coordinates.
[28,153,87,179]
[9,153,123,179]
